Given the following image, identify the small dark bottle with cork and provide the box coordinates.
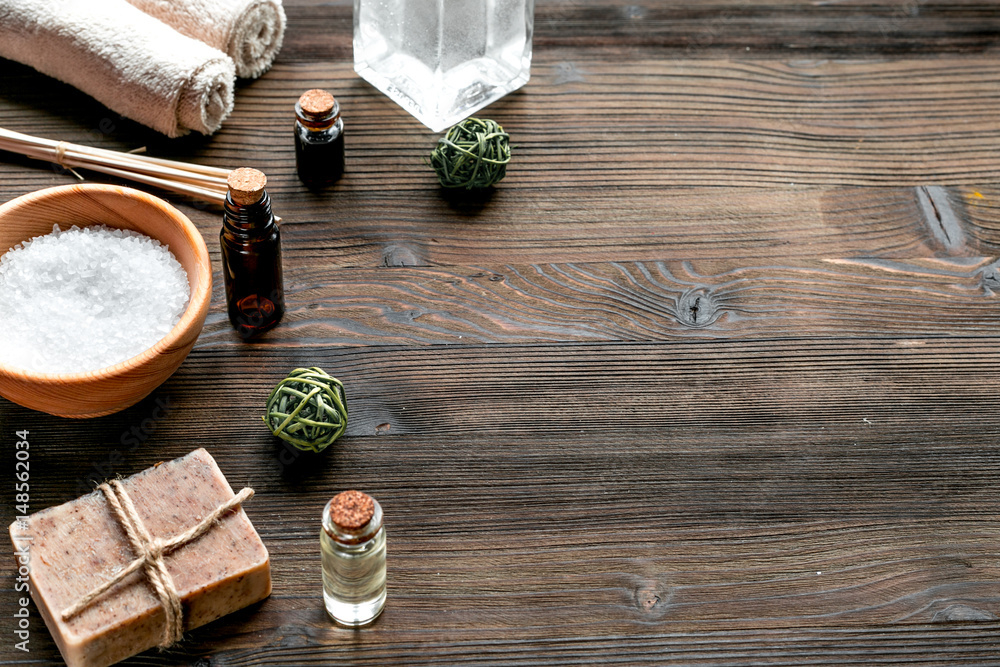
[221,167,285,338]
[294,88,345,188]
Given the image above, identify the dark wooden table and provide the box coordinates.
[3,1,1000,664]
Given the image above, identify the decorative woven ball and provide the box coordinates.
[429,117,511,189]
[262,367,348,453]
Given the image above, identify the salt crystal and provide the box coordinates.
[0,225,190,374]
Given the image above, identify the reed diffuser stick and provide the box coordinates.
[0,127,230,204]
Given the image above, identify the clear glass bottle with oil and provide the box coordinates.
[320,490,386,626]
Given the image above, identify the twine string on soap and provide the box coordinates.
[60,480,254,649]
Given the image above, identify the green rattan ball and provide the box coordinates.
[262,367,347,453]
[429,117,511,189]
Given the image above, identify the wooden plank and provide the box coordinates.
[283,0,1000,61]
[3,338,999,663]
[209,58,1000,189]
[10,620,1000,665]
[2,1,1000,664]
[7,337,999,474]
[193,257,1000,348]
[4,176,998,266]
[5,57,1000,192]
[7,178,996,265]
[6,57,1000,259]
[5,157,986,264]
[181,184,983,266]
[168,338,1000,439]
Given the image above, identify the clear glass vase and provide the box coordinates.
[353,0,535,132]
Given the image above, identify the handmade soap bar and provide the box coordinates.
[8,448,270,667]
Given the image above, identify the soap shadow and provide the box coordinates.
[138,597,271,665]
[0,389,197,506]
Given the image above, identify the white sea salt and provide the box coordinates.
[0,224,190,374]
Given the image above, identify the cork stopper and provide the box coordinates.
[227,168,267,206]
[298,89,336,117]
[329,490,374,531]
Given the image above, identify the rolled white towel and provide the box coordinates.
[0,0,235,137]
[126,0,286,79]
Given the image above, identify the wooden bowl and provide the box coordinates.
[0,184,212,418]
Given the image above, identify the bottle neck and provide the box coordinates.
[323,497,383,546]
[224,190,274,234]
[295,99,341,132]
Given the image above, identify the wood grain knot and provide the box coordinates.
[915,185,966,252]
[622,5,646,19]
[383,244,424,267]
[931,604,998,623]
[553,62,586,84]
[979,262,1000,293]
[278,629,311,647]
[634,581,672,616]
[676,288,719,328]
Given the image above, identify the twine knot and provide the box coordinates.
[263,367,348,453]
[144,538,166,560]
[429,118,511,189]
[51,140,84,180]
[60,480,254,649]
[53,141,69,166]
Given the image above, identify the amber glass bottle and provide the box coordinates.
[294,88,345,187]
[221,168,285,338]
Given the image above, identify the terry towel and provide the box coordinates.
[126,0,286,79]
[0,0,235,137]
